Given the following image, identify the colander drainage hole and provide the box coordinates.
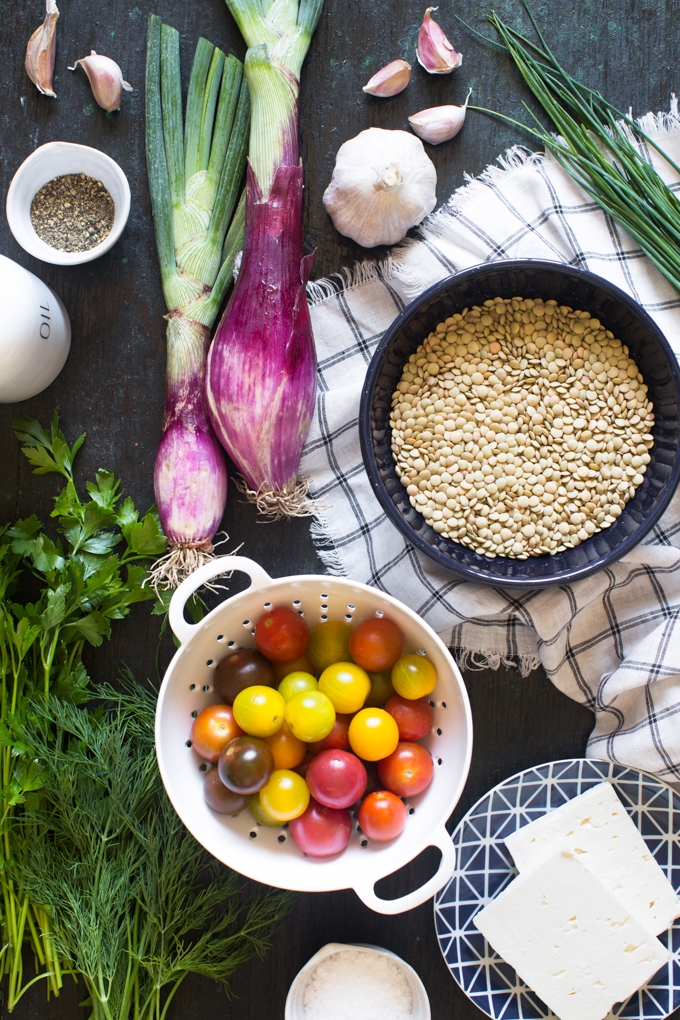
[375,609,384,618]
[206,659,214,667]
[189,684,195,691]
[191,710,198,718]
[429,701,435,708]
[320,604,328,611]
[320,615,328,622]
[186,740,192,748]
[242,620,250,627]
[345,614,352,622]
[409,808,415,815]
[418,648,427,656]
[251,629,255,635]
[278,834,286,843]
[293,600,302,607]
[227,640,235,648]
[436,728,442,736]
[203,685,210,693]
[217,634,224,641]
[297,611,305,617]
[441,701,447,709]
[437,758,443,766]
[199,763,207,772]
[347,604,355,611]
[263,602,272,609]
[320,593,328,599]
[360,839,368,847]
[249,831,257,839]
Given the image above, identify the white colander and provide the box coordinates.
[156,556,473,915]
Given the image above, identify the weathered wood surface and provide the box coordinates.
[0,0,677,1015]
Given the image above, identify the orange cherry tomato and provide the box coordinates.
[190,704,244,762]
[358,790,407,842]
[348,708,399,761]
[349,617,403,672]
[265,721,307,770]
[377,742,434,797]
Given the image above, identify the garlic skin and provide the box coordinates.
[25,0,59,98]
[363,59,412,98]
[323,128,437,248]
[417,7,462,75]
[69,51,132,112]
[409,90,471,145]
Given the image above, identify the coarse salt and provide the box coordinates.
[302,949,414,1020]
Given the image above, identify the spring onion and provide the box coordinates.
[205,0,324,519]
[468,4,680,294]
[145,15,249,585]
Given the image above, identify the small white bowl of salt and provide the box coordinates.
[285,942,430,1020]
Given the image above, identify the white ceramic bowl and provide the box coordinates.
[156,555,473,915]
[284,943,431,1019]
[6,141,131,265]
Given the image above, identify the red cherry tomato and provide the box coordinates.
[358,790,407,842]
[377,742,434,797]
[292,755,313,781]
[349,617,404,673]
[384,694,433,741]
[360,760,382,801]
[289,798,352,857]
[255,607,310,662]
[307,714,351,755]
[306,750,367,809]
[190,704,244,762]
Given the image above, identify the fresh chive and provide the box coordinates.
[184,37,215,181]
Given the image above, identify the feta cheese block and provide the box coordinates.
[505,782,680,935]
[474,848,670,1020]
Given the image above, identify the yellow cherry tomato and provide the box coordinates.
[278,671,318,702]
[318,661,371,714]
[264,720,307,770]
[307,621,353,671]
[259,769,310,822]
[391,654,437,700]
[363,670,396,708]
[348,708,399,761]
[249,792,280,827]
[232,685,285,737]
[284,691,336,743]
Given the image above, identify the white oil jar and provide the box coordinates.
[0,254,71,402]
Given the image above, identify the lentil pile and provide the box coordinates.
[30,174,115,253]
[390,296,654,558]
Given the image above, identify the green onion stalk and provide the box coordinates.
[467,4,680,294]
[145,16,249,587]
[205,0,324,519]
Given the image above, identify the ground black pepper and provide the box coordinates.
[30,173,115,252]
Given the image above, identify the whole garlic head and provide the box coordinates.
[323,128,437,248]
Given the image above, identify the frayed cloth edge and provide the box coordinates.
[309,514,348,577]
[451,646,542,678]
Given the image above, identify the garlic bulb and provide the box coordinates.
[323,128,437,248]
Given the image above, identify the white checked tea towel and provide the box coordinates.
[301,102,680,781]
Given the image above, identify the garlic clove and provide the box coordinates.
[68,51,132,112]
[409,89,471,144]
[25,0,59,98]
[416,7,462,75]
[322,127,437,248]
[363,59,412,98]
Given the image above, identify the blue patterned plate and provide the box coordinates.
[434,759,680,1020]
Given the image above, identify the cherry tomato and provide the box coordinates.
[284,691,335,743]
[218,736,275,794]
[364,670,396,708]
[391,654,437,700]
[264,721,306,770]
[318,662,370,714]
[306,750,367,809]
[361,760,382,800]
[307,714,351,755]
[249,792,280,827]
[348,708,399,761]
[232,686,285,738]
[307,621,353,671]
[377,742,434,797]
[255,607,310,662]
[349,617,403,672]
[278,671,318,702]
[358,790,407,842]
[289,798,352,857]
[274,654,316,683]
[259,769,310,822]
[384,694,433,741]
[190,704,244,762]
[213,648,276,704]
[292,756,313,781]
[203,768,250,815]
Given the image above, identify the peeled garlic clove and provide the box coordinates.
[363,59,412,98]
[69,51,132,112]
[409,90,471,144]
[25,0,59,98]
[416,7,462,74]
[322,127,437,248]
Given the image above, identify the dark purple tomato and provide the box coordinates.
[213,648,277,704]
[289,798,352,857]
[204,768,250,814]
[218,736,275,794]
[306,750,367,809]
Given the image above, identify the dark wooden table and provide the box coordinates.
[1,0,678,1016]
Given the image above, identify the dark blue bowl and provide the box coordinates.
[359,260,680,588]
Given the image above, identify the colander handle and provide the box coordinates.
[352,825,456,915]
[168,556,273,645]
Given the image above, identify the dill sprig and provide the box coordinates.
[9,685,294,1020]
